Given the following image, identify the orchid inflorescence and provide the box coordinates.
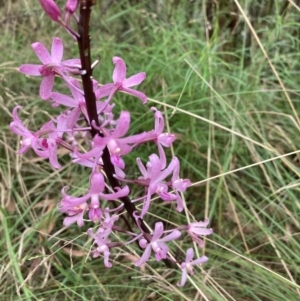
[10,0,213,287]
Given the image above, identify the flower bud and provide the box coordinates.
[66,0,79,13]
[38,0,62,22]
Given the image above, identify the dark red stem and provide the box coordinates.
[76,0,148,233]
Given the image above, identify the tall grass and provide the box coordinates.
[1,0,300,300]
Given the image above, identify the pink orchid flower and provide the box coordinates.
[187,218,213,247]
[75,111,148,169]
[88,227,112,268]
[95,56,147,104]
[19,37,80,100]
[10,106,68,169]
[135,222,181,266]
[136,154,189,217]
[59,171,129,226]
[178,248,208,287]
[146,108,177,169]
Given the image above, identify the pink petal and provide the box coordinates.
[135,245,152,266]
[10,120,33,152]
[19,64,42,76]
[93,135,109,149]
[185,248,194,262]
[51,37,63,63]
[74,139,105,160]
[39,75,55,100]
[172,178,191,192]
[67,79,84,101]
[110,154,125,169]
[158,190,177,202]
[32,42,52,64]
[100,186,130,201]
[48,145,61,169]
[191,228,213,236]
[62,194,90,207]
[112,57,126,83]
[156,157,178,183]
[103,86,118,105]
[190,256,209,266]
[74,147,99,161]
[178,267,188,287]
[123,72,146,87]
[114,111,130,137]
[50,92,76,107]
[158,133,176,147]
[11,106,30,135]
[39,119,55,131]
[152,108,164,134]
[140,192,151,218]
[172,160,180,181]
[87,228,97,240]
[117,132,148,149]
[55,113,68,134]
[175,192,184,212]
[157,143,166,170]
[136,158,148,178]
[152,222,164,241]
[103,250,112,268]
[114,166,126,178]
[96,101,108,114]
[62,58,81,68]
[64,107,81,130]
[72,157,94,168]
[89,172,105,194]
[148,154,163,180]
[160,229,181,243]
[95,83,115,99]
[63,212,85,227]
[121,87,147,104]
[18,144,31,154]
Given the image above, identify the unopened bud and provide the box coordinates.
[66,0,79,13]
[38,0,62,22]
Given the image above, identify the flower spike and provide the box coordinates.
[11,4,213,285]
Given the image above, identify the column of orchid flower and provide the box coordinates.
[10,0,212,286]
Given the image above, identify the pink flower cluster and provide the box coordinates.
[10,0,213,287]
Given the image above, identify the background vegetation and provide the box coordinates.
[1,0,300,300]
